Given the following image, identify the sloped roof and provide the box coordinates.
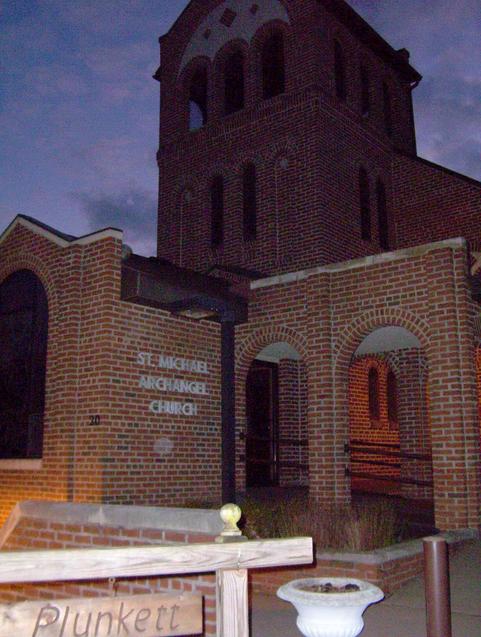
[0,214,122,248]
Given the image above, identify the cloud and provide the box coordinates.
[73,188,157,256]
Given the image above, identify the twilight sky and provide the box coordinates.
[1,0,480,255]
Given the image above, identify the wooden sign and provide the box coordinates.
[0,592,202,637]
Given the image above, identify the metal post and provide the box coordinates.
[221,315,236,504]
[423,536,452,637]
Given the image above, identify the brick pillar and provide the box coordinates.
[278,359,308,487]
[426,246,481,530]
[306,273,348,503]
[395,349,432,500]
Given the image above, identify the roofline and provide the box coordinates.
[159,0,422,83]
[395,150,481,189]
[317,0,422,83]
[0,215,123,249]
[159,0,196,42]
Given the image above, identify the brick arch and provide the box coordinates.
[236,325,308,387]
[265,135,298,166]
[180,55,212,92]
[213,37,250,75]
[0,253,59,323]
[211,38,250,118]
[249,18,293,97]
[334,308,430,380]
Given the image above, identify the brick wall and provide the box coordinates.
[393,152,481,251]
[237,239,481,530]
[349,356,401,483]
[0,221,222,525]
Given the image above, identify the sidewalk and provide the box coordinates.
[251,538,481,637]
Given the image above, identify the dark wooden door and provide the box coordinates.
[245,360,279,487]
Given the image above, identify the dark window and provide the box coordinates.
[359,167,371,241]
[387,370,398,424]
[377,177,390,250]
[243,163,257,240]
[211,175,224,247]
[189,67,208,130]
[360,65,370,116]
[368,367,380,421]
[0,270,48,459]
[262,32,285,99]
[334,40,346,101]
[224,50,244,115]
[383,81,392,137]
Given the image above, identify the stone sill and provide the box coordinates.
[0,459,42,471]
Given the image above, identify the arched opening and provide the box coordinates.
[189,67,208,130]
[245,342,308,492]
[262,32,285,99]
[224,50,245,115]
[348,326,434,528]
[383,81,393,137]
[359,166,371,241]
[243,162,257,241]
[376,177,390,251]
[334,40,346,101]
[0,270,48,459]
[368,366,380,422]
[210,175,224,247]
[360,64,370,116]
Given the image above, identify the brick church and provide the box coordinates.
[1,0,480,534]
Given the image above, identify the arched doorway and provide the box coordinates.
[347,326,433,510]
[245,342,307,489]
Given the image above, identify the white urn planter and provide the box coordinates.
[277,577,384,637]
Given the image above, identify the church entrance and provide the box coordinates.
[244,342,308,490]
[245,360,279,487]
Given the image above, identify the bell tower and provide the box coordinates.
[155,0,420,276]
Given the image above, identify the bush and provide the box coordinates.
[240,495,400,551]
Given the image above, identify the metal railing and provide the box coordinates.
[345,440,434,488]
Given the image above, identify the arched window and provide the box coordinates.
[387,370,398,424]
[224,50,245,115]
[368,367,380,422]
[211,175,224,247]
[383,81,392,137]
[334,40,346,101]
[189,67,208,130]
[376,177,390,250]
[360,65,370,116]
[0,270,48,459]
[243,163,257,240]
[359,167,371,241]
[262,32,285,99]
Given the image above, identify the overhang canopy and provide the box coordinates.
[121,253,248,324]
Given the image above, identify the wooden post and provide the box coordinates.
[216,569,249,637]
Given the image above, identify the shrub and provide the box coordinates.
[240,495,400,551]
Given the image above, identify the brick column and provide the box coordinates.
[426,246,481,530]
[395,349,432,500]
[306,273,349,503]
[278,359,308,487]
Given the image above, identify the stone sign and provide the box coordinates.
[0,593,202,637]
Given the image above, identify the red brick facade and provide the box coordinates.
[1,0,481,596]
[0,219,222,524]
